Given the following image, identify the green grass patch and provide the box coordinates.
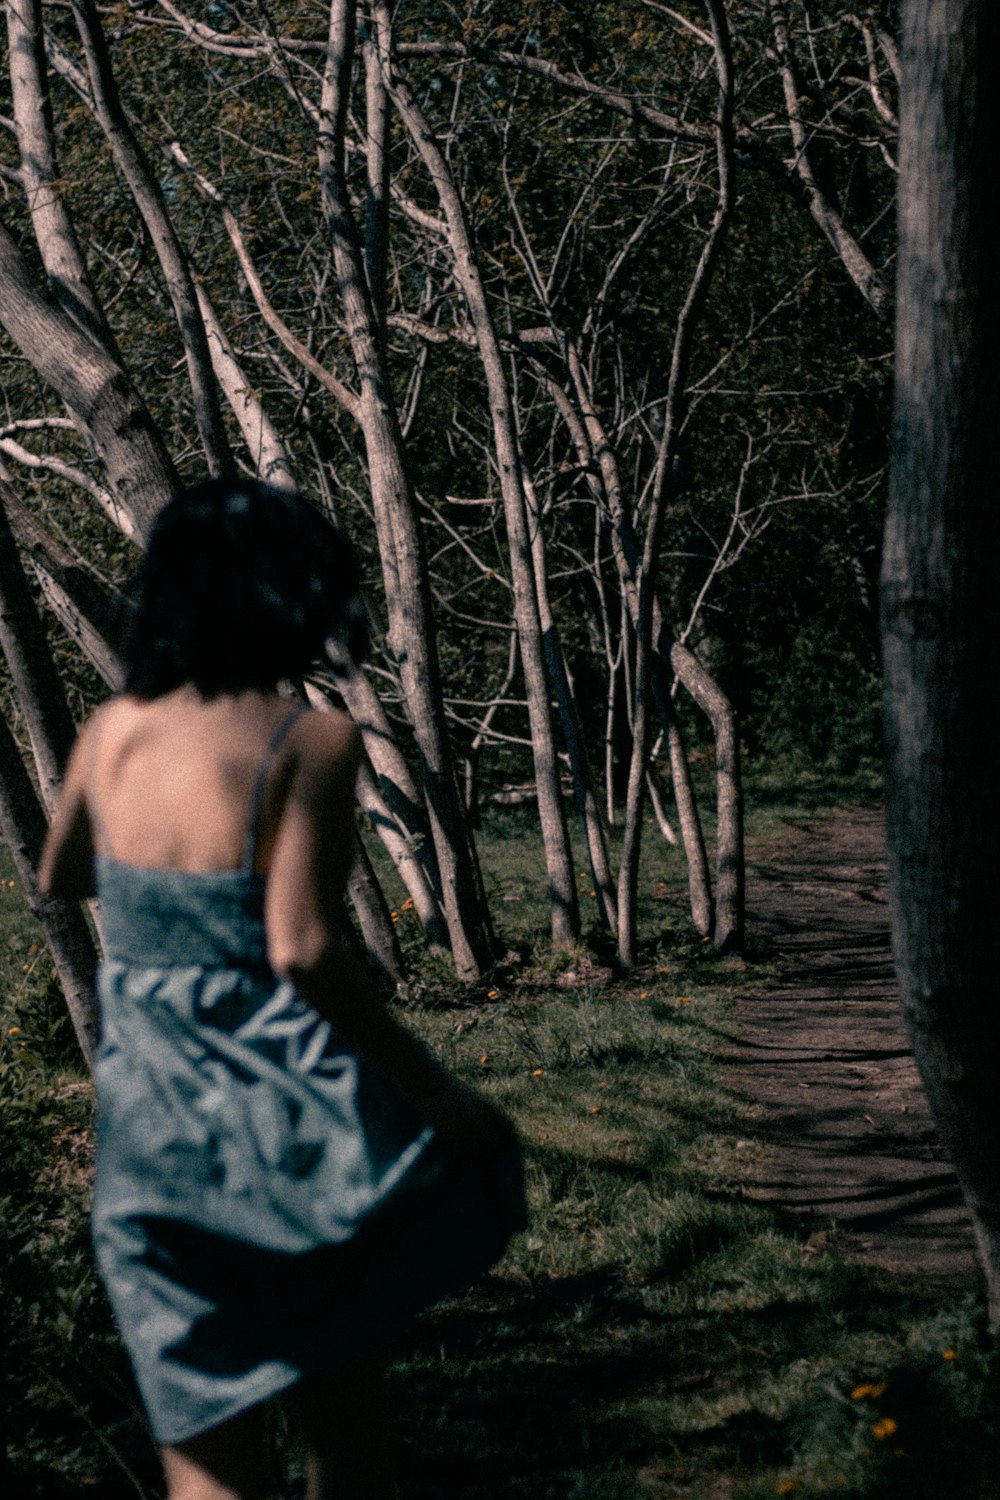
[3,784,996,1498]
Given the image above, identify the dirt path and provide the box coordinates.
[730,806,977,1287]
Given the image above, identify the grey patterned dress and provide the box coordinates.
[89,712,525,1444]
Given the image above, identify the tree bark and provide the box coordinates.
[0,482,78,810]
[319,0,494,977]
[6,0,116,349]
[374,3,580,947]
[345,835,403,992]
[69,0,233,476]
[0,212,178,540]
[2,491,124,689]
[670,641,743,950]
[0,712,98,1067]
[882,0,1000,1323]
[550,341,714,935]
[617,0,734,967]
[524,472,616,934]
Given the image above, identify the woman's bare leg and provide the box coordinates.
[160,1404,274,1500]
[293,1354,396,1500]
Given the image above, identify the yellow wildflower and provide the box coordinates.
[942,1348,957,1361]
[873,1417,898,1441]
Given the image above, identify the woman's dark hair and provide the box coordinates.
[117,478,369,698]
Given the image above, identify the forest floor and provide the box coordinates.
[729,805,977,1289]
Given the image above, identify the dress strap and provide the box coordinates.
[242,705,308,874]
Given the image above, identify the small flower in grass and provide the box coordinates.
[851,1381,887,1401]
[479,1055,488,1065]
[873,1417,898,1441]
[639,992,649,1000]
[590,1105,602,1115]
[776,1482,796,1496]
[942,1348,957,1361]
[400,898,414,912]
[532,1068,544,1077]
[487,989,500,999]
[390,911,400,923]
[7,1026,20,1036]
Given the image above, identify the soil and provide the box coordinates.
[729,805,978,1288]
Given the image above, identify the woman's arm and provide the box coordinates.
[265,713,515,1155]
[37,723,96,899]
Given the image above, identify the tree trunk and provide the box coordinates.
[2,491,124,689]
[670,641,743,950]
[375,6,580,947]
[0,482,78,810]
[6,0,117,350]
[524,473,616,934]
[319,0,494,977]
[0,712,98,1066]
[0,213,178,539]
[345,836,403,992]
[617,0,734,968]
[882,0,1000,1323]
[69,0,232,476]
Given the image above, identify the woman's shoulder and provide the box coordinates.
[288,705,361,789]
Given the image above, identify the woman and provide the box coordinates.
[39,479,524,1500]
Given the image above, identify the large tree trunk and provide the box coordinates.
[882,0,1000,1322]
[0,213,178,539]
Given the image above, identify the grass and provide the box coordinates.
[2,772,998,1498]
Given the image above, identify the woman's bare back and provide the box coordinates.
[88,689,322,874]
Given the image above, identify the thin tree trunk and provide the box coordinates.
[69,0,232,476]
[374,2,579,946]
[670,641,743,950]
[882,0,1000,1323]
[0,482,78,810]
[553,342,714,931]
[524,472,616,934]
[2,490,124,689]
[664,709,712,936]
[0,712,98,1066]
[319,0,494,977]
[617,0,734,967]
[345,836,403,992]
